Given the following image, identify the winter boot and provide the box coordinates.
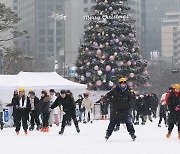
[24,131,28,135]
[114,126,119,132]
[76,126,80,133]
[16,131,19,135]
[58,128,64,135]
[105,131,111,141]
[41,127,46,132]
[36,125,41,131]
[166,131,171,138]
[130,133,137,141]
[134,121,139,125]
[178,131,180,140]
[158,123,161,127]
[29,125,34,131]
[44,127,49,132]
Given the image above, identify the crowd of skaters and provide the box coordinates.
[0,79,179,141]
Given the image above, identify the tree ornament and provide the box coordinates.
[110,40,115,45]
[94,65,99,71]
[127,61,131,66]
[115,38,119,43]
[96,24,99,28]
[119,61,124,66]
[81,75,85,81]
[112,34,115,37]
[98,70,103,75]
[85,47,89,51]
[114,52,117,56]
[109,7,113,11]
[97,33,101,37]
[96,49,102,55]
[105,42,109,46]
[109,81,114,87]
[109,55,115,61]
[102,31,105,36]
[86,72,91,77]
[96,80,102,86]
[105,65,111,71]
[99,44,104,48]
[129,73,134,78]
[104,0,108,3]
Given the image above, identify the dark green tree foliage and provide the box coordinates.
[75,0,149,90]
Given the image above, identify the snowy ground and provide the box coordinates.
[0,119,180,154]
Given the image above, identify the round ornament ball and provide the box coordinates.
[105,42,109,46]
[86,62,90,66]
[98,33,101,37]
[81,75,85,81]
[105,65,111,71]
[127,61,131,66]
[119,61,124,66]
[99,44,104,48]
[98,70,103,76]
[94,65,99,71]
[85,47,89,51]
[96,80,102,86]
[131,48,135,52]
[96,49,102,55]
[114,52,117,56]
[86,72,91,77]
[109,7,113,11]
[129,73,134,78]
[112,34,115,37]
[109,55,115,61]
[115,39,119,43]
[104,0,108,3]
[96,24,99,28]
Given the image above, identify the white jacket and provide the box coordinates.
[82,98,94,110]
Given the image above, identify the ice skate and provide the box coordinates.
[130,133,136,141]
[166,131,171,138]
[29,125,34,131]
[59,128,64,135]
[76,126,80,133]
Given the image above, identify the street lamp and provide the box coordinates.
[49,12,66,72]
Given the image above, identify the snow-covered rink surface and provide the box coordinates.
[0,119,180,154]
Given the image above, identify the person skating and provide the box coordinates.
[158,101,167,127]
[40,90,51,132]
[166,84,180,139]
[49,89,59,127]
[95,95,108,120]
[104,78,136,141]
[150,92,159,118]
[50,90,80,135]
[28,91,41,131]
[81,92,94,124]
[12,88,31,135]
[76,94,84,122]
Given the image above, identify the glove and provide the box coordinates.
[3,108,5,111]
[175,106,180,111]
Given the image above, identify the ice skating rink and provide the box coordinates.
[0,119,180,154]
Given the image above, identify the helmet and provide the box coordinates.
[19,88,25,92]
[118,78,127,83]
[173,84,180,89]
[28,89,33,93]
[29,91,35,95]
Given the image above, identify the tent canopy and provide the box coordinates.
[0,71,87,90]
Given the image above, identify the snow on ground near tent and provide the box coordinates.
[0,119,180,154]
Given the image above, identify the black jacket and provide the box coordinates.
[12,95,31,116]
[39,95,51,114]
[168,91,180,123]
[105,85,132,118]
[51,94,76,114]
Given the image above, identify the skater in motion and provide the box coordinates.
[50,90,80,135]
[104,78,136,141]
[166,84,180,139]
[12,88,31,135]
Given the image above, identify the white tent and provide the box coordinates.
[0,72,87,104]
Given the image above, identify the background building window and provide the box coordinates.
[39,38,45,43]
[84,0,88,3]
[47,4,53,10]
[39,29,45,35]
[48,46,54,52]
[39,46,45,52]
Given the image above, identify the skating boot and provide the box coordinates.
[114,126,119,132]
[178,131,180,140]
[24,131,28,135]
[134,121,139,125]
[76,126,80,133]
[16,131,19,135]
[58,128,64,135]
[158,124,161,127]
[36,125,41,131]
[130,133,137,141]
[0,124,3,130]
[166,131,171,138]
[29,125,34,131]
[105,131,111,141]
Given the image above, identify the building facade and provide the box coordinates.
[14,0,65,72]
[161,11,180,68]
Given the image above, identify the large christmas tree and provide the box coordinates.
[75,0,149,90]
